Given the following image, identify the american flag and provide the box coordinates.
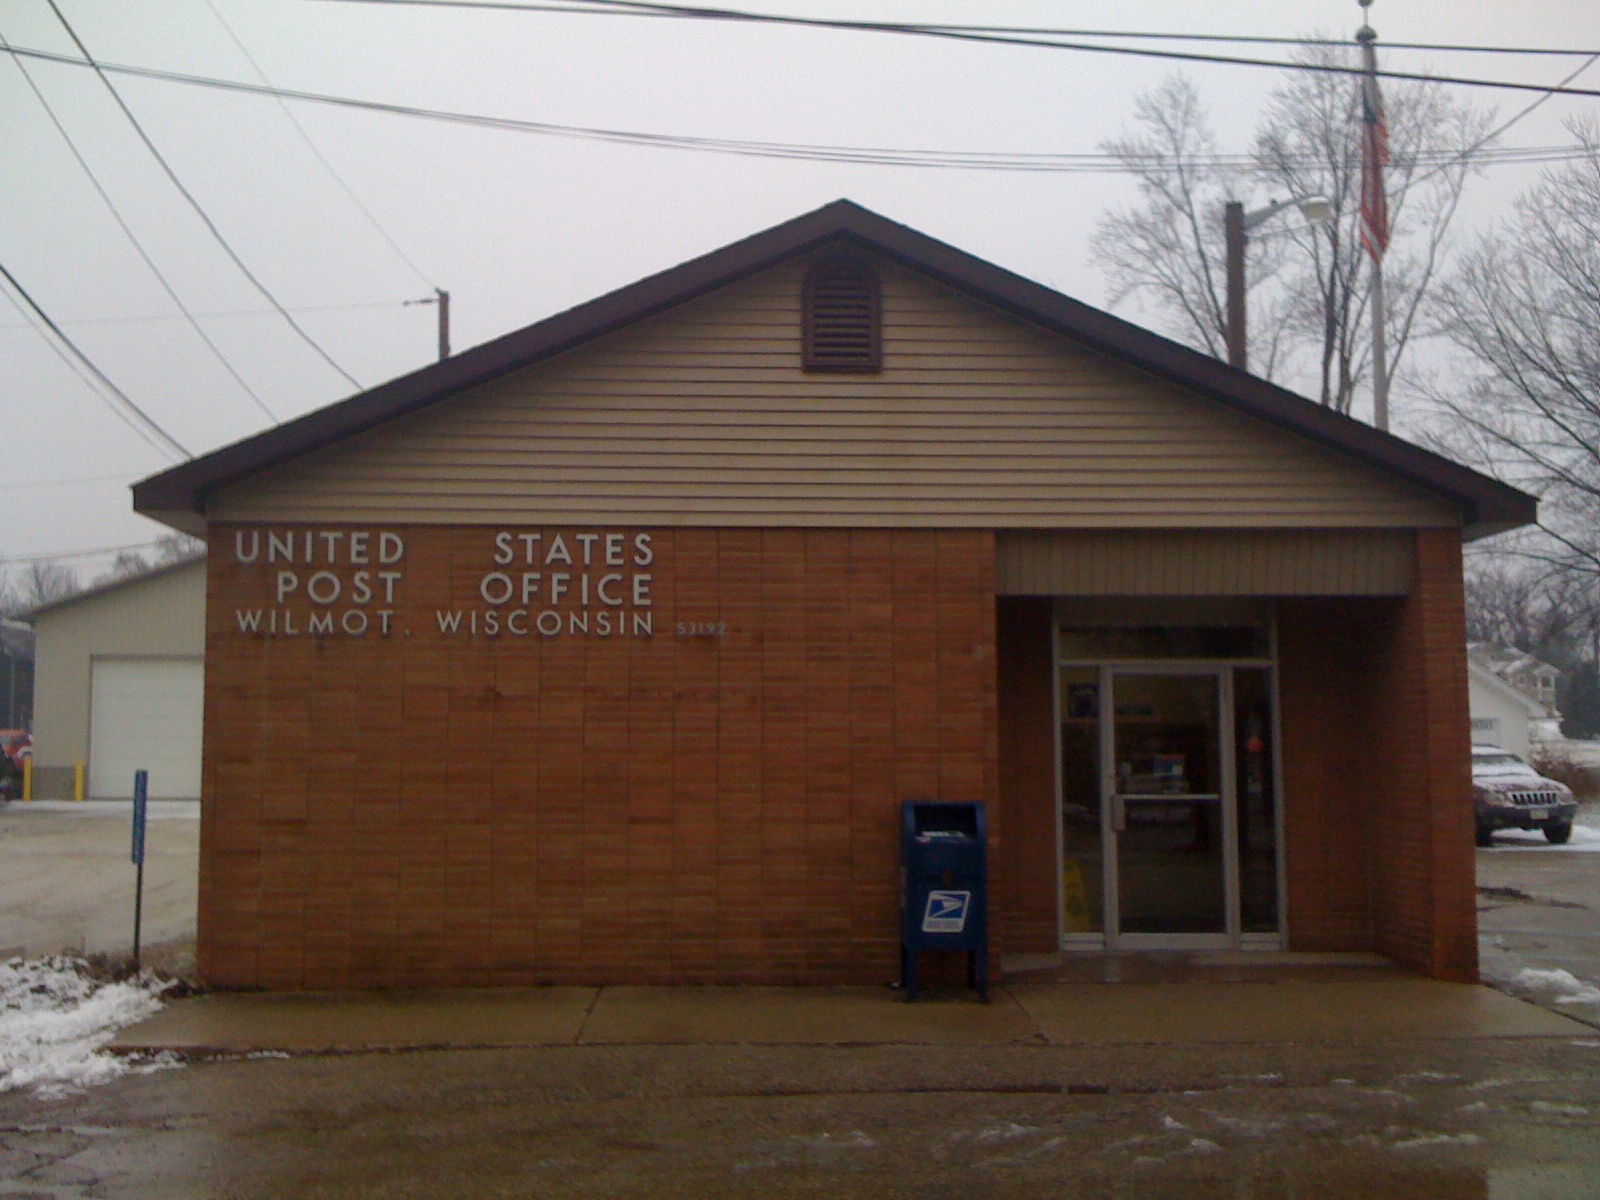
[1359,63,1390,262]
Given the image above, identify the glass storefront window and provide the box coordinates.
[1058,666,1104,935]
[1234,667,1279,933]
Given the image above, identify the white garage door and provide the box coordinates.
[89,658,203,799]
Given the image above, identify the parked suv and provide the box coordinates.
[1472,744,1577,846]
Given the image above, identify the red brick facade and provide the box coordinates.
[1277,530,1476,980]
[200,525,997,989]
[201,522,1477,988]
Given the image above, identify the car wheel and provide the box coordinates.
[1544,821,1573,845]
[1475,820,1495,848]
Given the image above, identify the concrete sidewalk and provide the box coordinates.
[113,973,1590,1054]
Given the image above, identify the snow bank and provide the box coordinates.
[0,957,177,1099]
[1512,967,1600,1007]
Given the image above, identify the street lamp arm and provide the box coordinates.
[1242,194,1334,232]
[1224,194,1335,373]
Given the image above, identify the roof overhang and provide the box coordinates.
[134,200,1537,540]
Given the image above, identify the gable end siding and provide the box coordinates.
[208,257,1461,530]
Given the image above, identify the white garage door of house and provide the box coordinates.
[89,658,203,799]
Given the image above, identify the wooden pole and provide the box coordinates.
[1224,201,1247,370]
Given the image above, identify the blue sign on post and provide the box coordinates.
[131,769,148,865]
[131,769,148,965]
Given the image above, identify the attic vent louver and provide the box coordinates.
[803,258,881,372]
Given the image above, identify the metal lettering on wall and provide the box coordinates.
[231,528,405,638]
[228,528,681,641]
[443,530,656,640]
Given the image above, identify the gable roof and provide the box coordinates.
[1467,659,1554,720]
[133,200,1535,539]
[26,554,206,622]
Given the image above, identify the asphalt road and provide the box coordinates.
[2,802,1598,1197]
[4,1035,1600,1197]
[1477,801,1600,1029]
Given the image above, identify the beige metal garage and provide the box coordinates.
[30,558,205,800]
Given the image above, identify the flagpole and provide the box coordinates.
[1358,0,1390,431]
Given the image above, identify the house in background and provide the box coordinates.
[1467,642,1563,757]
[29,557,206,799]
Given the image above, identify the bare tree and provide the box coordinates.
[153,532,206,564]
[17,561,79,609]
[1431,121,1600,581]
[107,551,150,581]
[1092,51,1488,412]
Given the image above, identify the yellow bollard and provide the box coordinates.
[74,761,84,802]
[22,757,32,802]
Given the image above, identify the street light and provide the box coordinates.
[1223,195,1335,372]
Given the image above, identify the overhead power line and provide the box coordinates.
[0,258,189,460]
[317,0,1600,97]
[335,0,1600,58]
[0,538,176,565]
[42,0,362,391]
[0,298,419,329]
[202,0,436,291]
[4,44,1597,174]
[0,27,278,426]
[0,472,139,493]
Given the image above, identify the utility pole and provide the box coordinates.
[405,288,451,362]
[1224,201,1247,370]
[1357,0,1390,430]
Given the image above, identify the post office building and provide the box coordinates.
[133,202,1535,990]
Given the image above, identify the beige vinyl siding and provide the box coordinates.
[997,529,1415,596]
[210,257,1461,529]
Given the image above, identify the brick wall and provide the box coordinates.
[1277,598,1387,951]
[1366,530,1477,980]
[201,525,998,989]
[995,597,1059,955]
[1277,530,1477,980]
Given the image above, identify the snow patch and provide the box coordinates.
[974,1123,1039,1143]
[1389,1133,1481,1152]
[1530,1101,1589,1117]
[1513,967,1600,1006]
[0,957,174,1099]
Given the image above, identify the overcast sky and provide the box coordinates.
[3,0,1598,579]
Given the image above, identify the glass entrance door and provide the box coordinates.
[1106,670,1232,947]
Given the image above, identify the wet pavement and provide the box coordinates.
[1477,805,1600,1028]
[4,1033,1600,1197]
[4,801,1598,1196]
[109,970,1586,1053]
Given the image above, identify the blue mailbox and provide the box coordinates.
[900,800,988,1000]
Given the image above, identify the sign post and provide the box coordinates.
[131,769,148,968]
